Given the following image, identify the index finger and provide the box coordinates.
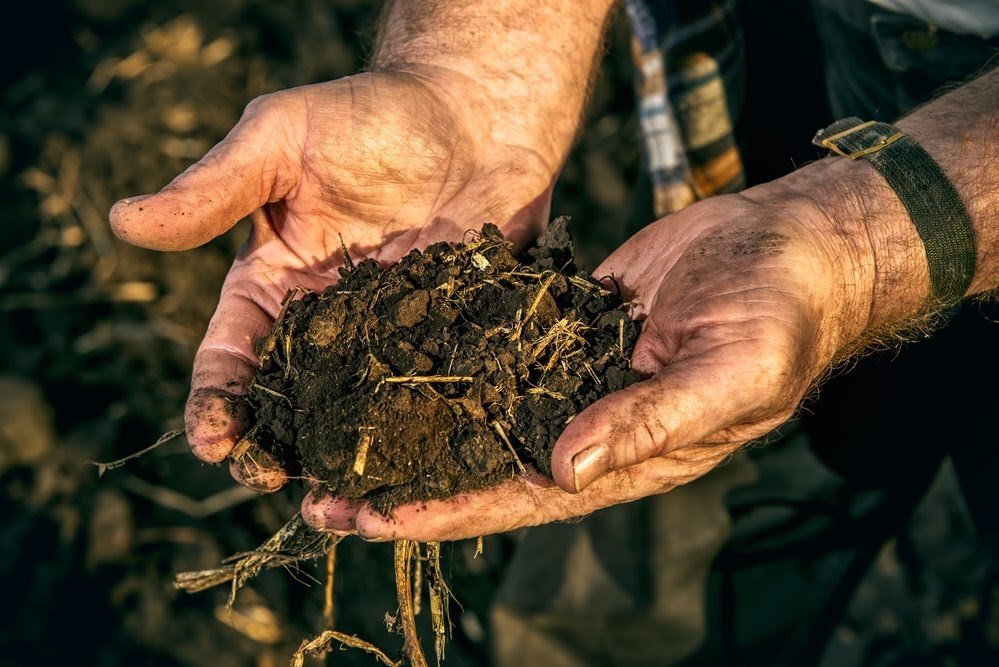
[185,288,268,464]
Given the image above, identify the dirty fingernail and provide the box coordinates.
[360,535,390,543]
[571,444,611,493]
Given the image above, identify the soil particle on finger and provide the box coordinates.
[245,218,642,512]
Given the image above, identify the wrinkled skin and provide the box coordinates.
[111,74,862,540]
[305,189,870,541]
[109,55,998,542]
[110,72,557,494]
[113,79,872,539]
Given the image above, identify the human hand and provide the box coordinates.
[309,178,887,541]
[110,71,558,491]
[314,65,999,541]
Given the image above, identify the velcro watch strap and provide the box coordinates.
[812,117,976,306]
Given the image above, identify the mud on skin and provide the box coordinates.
[241,219,642,513]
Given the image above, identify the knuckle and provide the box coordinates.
[243,92,277,116]
[635,407,672,458]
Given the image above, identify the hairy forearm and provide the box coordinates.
[763,66,998,344]
[900,69,999,297]
[371,0,617,175]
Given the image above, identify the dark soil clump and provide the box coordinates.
[245,218,641,511]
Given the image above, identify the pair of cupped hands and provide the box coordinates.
[111,72,864,542]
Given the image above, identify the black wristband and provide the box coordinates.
[813,117,977,306]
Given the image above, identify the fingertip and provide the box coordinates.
[301,489,361,533]
[229,452,288,493]
[628,334,664,376]
[184,389,248,463]
[110,191,206,251]
[549,447,578,493]
[109,195,153,245]
[551,435,614,493]
[110,190,220,251]
[353,506,397,542]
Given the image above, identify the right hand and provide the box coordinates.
[324,184,879,542]
[109,71,558,494]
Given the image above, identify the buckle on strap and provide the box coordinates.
[819,120,904,160]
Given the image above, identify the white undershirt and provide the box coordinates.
[869,0,999,39]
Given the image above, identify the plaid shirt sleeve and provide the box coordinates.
[624,0,747,216]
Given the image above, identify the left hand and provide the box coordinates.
[304,181,878,541]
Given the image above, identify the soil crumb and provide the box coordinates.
[245,218,641,511]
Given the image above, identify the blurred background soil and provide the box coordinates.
[1,1,996,666]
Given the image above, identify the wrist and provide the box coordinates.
[751,157,932,354]
[371,64,567,182]
[780,69,998,350]
[370,0,617,183]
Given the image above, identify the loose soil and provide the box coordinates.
[245,219,642,510]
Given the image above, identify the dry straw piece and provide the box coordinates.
[176,515,456,667]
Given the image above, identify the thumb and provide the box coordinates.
[110,101,298,251]
[550,334,794,493]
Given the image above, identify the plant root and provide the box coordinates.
[394,540,429,667]
[174,514,336,609]
[292,630,400,667]
[87,428,184,476]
